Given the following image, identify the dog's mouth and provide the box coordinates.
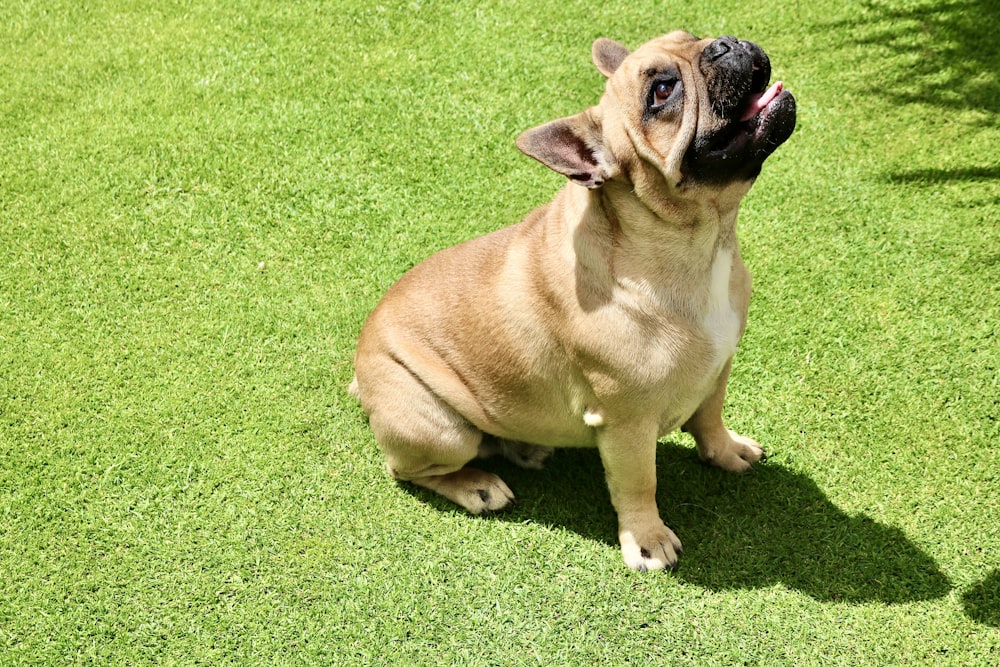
[733,74,796,150]
[702,77,796,173]
[683,40,797,183]
[741,78,786,123]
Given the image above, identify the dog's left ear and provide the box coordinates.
[516,111,611,189]
[592,38,630,78]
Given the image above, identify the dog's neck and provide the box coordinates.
[599,179,741,262]
[556,179,745,317]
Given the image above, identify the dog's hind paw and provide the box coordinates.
[479,439,555,470]
[411,468,516,515]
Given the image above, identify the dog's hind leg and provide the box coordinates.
[358,362,516,515]
[408,468,515,514]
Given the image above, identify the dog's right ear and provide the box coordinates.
[516,111,612,189]
[592,38,630,78]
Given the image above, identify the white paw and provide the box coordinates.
[619,522,684,572]
[701,430,765,472]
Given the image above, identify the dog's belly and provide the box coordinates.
[472,312,737,448]
[454,355,600,448]
[482,358,728,448]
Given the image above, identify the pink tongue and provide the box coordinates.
[740,81,784,121]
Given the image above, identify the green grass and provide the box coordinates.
[2,0,998,664]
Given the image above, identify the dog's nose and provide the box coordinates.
[703,36,739,62]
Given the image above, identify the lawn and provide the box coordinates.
[1,0,997,664]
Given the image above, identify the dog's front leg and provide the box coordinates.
[597,421,682,571]
[684,361,765,472]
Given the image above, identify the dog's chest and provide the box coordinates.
[568,247,744,439]
[702,248,741,364]
[585,247,743,394]
[644,248,742,433]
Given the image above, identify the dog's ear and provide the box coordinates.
[592,38,630,78]
[516,112,611,189]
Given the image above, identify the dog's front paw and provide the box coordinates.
[619,521,684,572]
[699,429,765,473]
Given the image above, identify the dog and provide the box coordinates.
[350,31,796,571]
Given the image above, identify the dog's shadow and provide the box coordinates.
[962,569,1000,627]
[412,442,952,603]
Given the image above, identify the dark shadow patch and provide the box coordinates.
[813,0,1000,246]
[884,166,1000,185]
[962,570,1000,626]
[443,442,952,603]
[823,0,1000,119]
[652,445,951,603]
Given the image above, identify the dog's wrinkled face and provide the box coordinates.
[603,30,796,186]
[517,31,796,196]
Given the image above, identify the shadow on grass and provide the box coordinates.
[828,0,1000,119]
[418,443,952,604]
[823,1,1000,187]
[962,570,1000,627]
[884,166,1000,185]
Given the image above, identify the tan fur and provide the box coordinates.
[351,31,795,571]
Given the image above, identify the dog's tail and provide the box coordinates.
[348,376,360,400]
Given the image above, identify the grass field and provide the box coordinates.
[2,0,998,664]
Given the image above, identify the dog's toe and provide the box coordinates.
[472,480,516,514]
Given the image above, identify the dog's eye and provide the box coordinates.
[654,81,675,102]
[649,79,680,111]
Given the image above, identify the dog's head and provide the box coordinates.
[517,31,796,201]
